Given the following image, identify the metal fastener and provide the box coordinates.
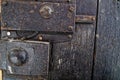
[39,35,43,41]
[68,26,73,31]
[69,6,75,12]
[68,35,72,38]
[7,32,11,36]
[40,5,54,19]
[8,48,28,66]
[2,22,7,27]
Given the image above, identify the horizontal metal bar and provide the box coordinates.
[75,15,96,24]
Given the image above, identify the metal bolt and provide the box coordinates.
[92,17,96,21]
[69,6,75,12]
[7,31,11,36]
[68,35,72,38]
[39,35,43,41]
[8,48,28,66]
[68,26,73,31]
[40,5,54,19]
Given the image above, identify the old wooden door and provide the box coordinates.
[93,0,120,80]
[1,0,119,80]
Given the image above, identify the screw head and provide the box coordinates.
[69,6,75,12]
[68,35,72,38]
[8,48,28,66]
[7,31,11,36]
[67,0,72,2]
[39,35,43,41]
[40,5,54,19]
[68,26,73,31]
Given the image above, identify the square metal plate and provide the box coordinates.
[1,0,75,32]
[0,40,50,76]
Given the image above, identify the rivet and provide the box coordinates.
[68,35,72,38]
[67,0,72,2]
[92,17,96,21]
[7,32,11,36]
[68,26,73,31]
[8,48,28,66]
[40,5,54,19]
[39,35,43,41]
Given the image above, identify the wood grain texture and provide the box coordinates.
[50,0,98,79]
[76,0,97,15]
[51,24,96,80]
[1,0,98,80]
[93,0,120,80]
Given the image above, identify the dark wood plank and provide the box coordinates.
[93,0,120,80]
[51,24,96,80]
[1,0,98,80]
[50,0,98,80]
[76,0,97,15]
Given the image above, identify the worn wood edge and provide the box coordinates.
[0,70,2,80]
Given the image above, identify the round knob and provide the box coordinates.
[8,48,28,66]
[40,5,54,19]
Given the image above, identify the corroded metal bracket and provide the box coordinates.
[0,0,97,79]
[0,40,50,77]
[1,0,96,43]
[1,0,75,33]
[1,0,77,42]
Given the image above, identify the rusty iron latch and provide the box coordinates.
[0,0,96,79]
[1,0,95,42]
[1,0,75,32]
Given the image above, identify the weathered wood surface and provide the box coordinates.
[50,0,97,80]
[51,24,96,80]
[76,0,97,15]
[93,0,120,80]
[1,0,98,80]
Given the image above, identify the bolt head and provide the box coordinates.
[2,22,7,27]
[39,35,43,41]
[8,48,28,66]
[40,5,54,19]
[68,35,72,38]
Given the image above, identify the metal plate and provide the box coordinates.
[2,0,75,33]
[1,31,73,42]
[37,0,75,3]
[0,40,50,76]
[6,0,75,3]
